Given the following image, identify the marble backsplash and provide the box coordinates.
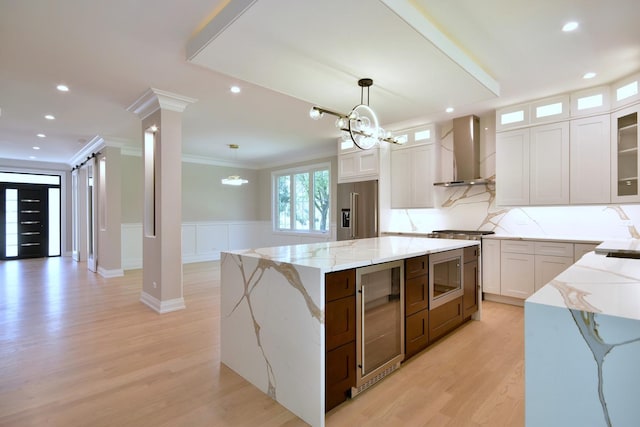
[387,183,640,240]
[386,116,640,240]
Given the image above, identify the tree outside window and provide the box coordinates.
[274,165,330,233]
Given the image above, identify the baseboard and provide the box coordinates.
[98,266,124,278]
[123,258,142,271]
[483,293,524,307]
[183,252,220,264]
[140,291,186,313]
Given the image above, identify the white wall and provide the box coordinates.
[122,220,335,270]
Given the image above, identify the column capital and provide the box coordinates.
[127,88,198,120]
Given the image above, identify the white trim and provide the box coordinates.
[127,88,197,119]
[186,0,258,60]
[379,0,500,97]
[98,266,124,278]
[69,135,105,167]
[140,291,186,313]
[271,162,332,234]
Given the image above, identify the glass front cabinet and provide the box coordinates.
[612,105,640,202]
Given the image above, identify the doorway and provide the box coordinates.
[0,173,61,260]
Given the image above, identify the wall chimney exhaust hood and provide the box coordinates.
[434,115,492,187]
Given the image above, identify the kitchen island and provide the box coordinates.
[220,236,479,427]
[525,244,640,426]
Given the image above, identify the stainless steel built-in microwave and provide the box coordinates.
[429,248,464,309]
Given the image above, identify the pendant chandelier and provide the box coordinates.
[221,144,249,186]
[309,78,404,150]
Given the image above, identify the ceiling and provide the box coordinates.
[1,0,639,169]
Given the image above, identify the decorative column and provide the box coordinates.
[96,144,123,278]
[127,88,197,313]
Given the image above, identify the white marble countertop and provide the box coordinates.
[484,234,602,244]
[526,251,640,321]
[224,236,478,273]
[595,239,640,255]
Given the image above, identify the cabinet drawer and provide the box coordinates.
[405,309,429,359]
[325,269,356,302]
[464,245,479,261]
[325,341,356,412]
[534,241,574,257]
[405,275,428,316]
[501,240,535,254]
[326,296,356,351]
[429,296,463,342]
[405,255,427,279]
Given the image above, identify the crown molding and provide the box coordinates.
[126,88,198,120]
[68,135,105,167]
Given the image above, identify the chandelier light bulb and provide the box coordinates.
[307,78,404,149]
[309,107,323,120]
[335,117,347,129]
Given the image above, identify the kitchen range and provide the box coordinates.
[220,236,480,427]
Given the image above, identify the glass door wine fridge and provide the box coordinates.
[354,260,404,395]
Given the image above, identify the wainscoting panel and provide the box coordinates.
[122,221,335,270]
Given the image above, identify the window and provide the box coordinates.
[500,110,525,125]
[274,164,330,233]
[536,102,563,118]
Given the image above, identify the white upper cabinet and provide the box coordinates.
[530,95,570,124]
[496,128,530,205]
[497,122,569,206]
[611,104,640,203]
[570,115,611,204]
[391,144,435,208]
[570,86,610,117]
[612,73,640,109]
[496,103,530,131]
[530,122,570,205]
[390,125,437,208]
[337,137,381,183]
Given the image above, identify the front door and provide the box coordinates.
[1,184,50,259]
[16,186,48,258]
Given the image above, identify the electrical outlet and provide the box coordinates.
[153,281,157,289]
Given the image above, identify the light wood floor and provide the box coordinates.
[0,257,524,426]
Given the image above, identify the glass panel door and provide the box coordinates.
[616,112,638,197]
[356,260,404,387]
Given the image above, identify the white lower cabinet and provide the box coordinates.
[485,239,588,301]
[574,243,599,262]
[500,241,535,299]
[501,252,535,298]
[482,239,501,294]
[534,255,573,292]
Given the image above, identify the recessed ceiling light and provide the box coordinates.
[44,114,55,120]
[32,146,40,150]
[29,156,36,159]
[56,84,69,92]
[37,133,46,138]
[583,72,597,79]
[230,85,241,94]
[562,21,579,32]
[445,107,454,113]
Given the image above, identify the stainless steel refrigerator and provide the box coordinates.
[337,180,378,241]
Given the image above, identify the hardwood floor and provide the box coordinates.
[0,257,524,426]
